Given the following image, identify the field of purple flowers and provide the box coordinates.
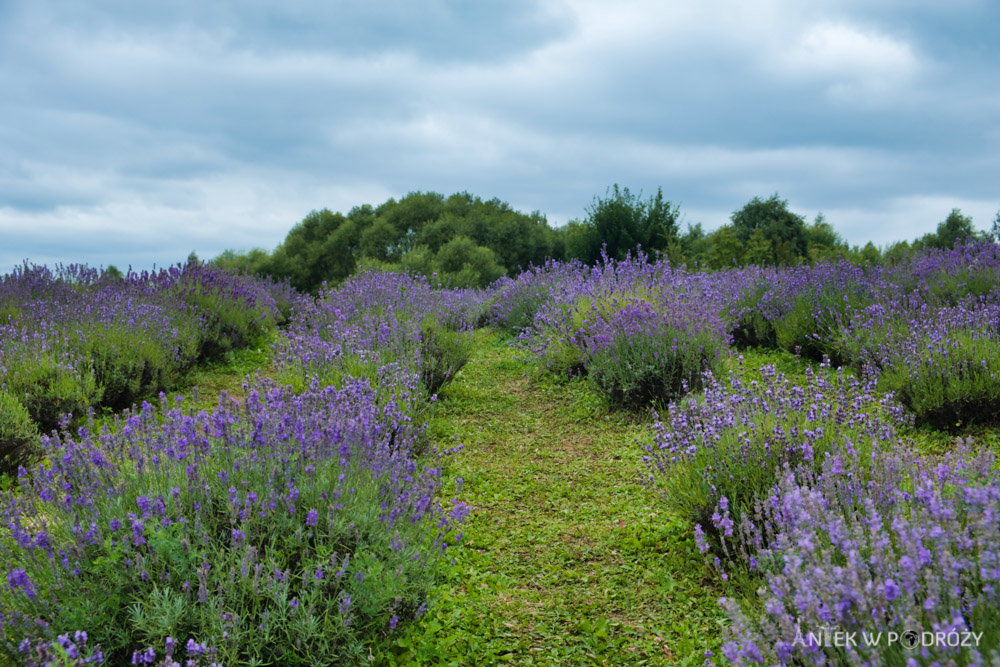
[3,242,1000,665]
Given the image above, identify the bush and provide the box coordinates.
[643,363,908,562]
[172,264,280,362]
[837,300,1000,430]
[728,281,778,349]
[714,442,1000,666]
[588,327,722,409]
[0,382,461,665]
[2,351,101,433]
[418,318,472,396]
[0,391,39,478]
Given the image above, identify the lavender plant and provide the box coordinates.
[712,441,1000,666]
[274,270,475,403]
[644,361,908,561]
[0,262,283,439]
[837,298,1000,429]
[0,390,39,478]
[1,379,462,665]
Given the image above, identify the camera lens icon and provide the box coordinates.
[901,630,920,650]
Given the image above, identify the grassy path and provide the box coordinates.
[388,331,725,666]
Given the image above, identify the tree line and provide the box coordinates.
[214,188,1000,291]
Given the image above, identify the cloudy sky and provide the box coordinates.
[1,0,998,272]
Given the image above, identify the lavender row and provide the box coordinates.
[644,359,999,664]
[0,261,288,472]
[2,268,481,664]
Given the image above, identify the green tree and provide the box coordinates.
[992,209,1000,242]
[579,185,679,262]
[269,209,351,291]
[677,223,710,267]
[643,187,681,251]
[707,225,746,269]
[359,218,403,262]
[564,219,601,264]
[731,194,808,265]
[585,185,645,261]
[883,240,913,265]
[376,192,446,256]
[919,208,979,249]
[745,228,774,266]
[434,236,505,288]
[212,249,272,276]
[859,241,882,264]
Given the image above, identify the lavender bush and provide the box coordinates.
[510,253,731,408]
[836,298,1000,430]
[274,270,476,403]
[0,262,284,437]
[712,441,1000,666]
[0,390,39,478]
[644,361,909,564]
[1,380,463,664]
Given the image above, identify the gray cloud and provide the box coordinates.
[1,0,998,272]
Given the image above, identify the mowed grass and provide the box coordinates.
[382,331,727,666]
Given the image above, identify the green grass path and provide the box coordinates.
[387,331,725,666]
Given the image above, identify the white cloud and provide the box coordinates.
[0,0,997,272]
[815,195,998,247]
[776,22,920,101]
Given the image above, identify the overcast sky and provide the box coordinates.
[2,0,998,272]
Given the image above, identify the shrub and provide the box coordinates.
[418,318,472,396]
[713,442,1000,666]
[0,262,282,430]
[85,325,200,412]
[588,327,722,409]
[171,263,280,362]
[837,299,1000,430]
[2,351,101,433]
[0,382,462,665]
[643,362,908,561]
[728,281,779,349]
[0,391,39,478]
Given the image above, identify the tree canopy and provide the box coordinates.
[212,189,998,289]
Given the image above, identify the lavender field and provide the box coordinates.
[3,244,1000,665]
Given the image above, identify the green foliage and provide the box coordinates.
[588,328,723,410]
[211,248,271,277]
[4,412,443,666]
[918,208,982,250]
[85,327,196,411]
[234,192,567,292]
[656,366,890,553]
[770,285,863,364]
[0,390,39,477]
[180,285,274,363]
[706,225,746,269]
[882,239,914,265]
[2,352,101,433]
[730,193,808,265]
[433,236,505,288]
[578,185,680,262]
[418,319,472,396]
[563,219,600,264]
[865,331,1000,431]
[728,282,778,349]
